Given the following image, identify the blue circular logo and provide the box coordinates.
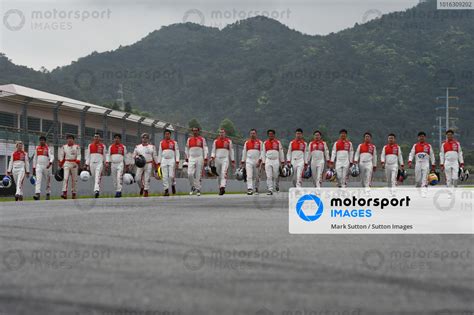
[296,194,324,222]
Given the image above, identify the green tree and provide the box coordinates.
[219,118,241,138]
[102,102,120,110]
[188,118,201,130]
[124,101,132,113]
[131,109,151,117]
[111,102,120,110]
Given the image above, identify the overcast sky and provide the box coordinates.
[0,0,418,70]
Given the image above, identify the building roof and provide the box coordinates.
[0,83,244,144]
[0,83,174,130]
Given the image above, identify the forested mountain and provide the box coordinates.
[1,0,473,147]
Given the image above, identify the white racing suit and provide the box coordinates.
[59,144,81,194]
[307,140,329,188]
[107,143,127,193]
[330,140,354,188]
[287,139,308,188]
[32,145,54,195]
[185,136,208,191]
[262,139,285,192]
[158,139,180,191]
[440,140,464,188]
[86,143,106,193]
[211,137,235,188]
[408,142,435,188]
[354,143,377,190]
[7,150,29,197]
[133,143,158,192]
[241,139,263,191]
[380,144,404,190]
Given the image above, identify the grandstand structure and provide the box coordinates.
[0,84,244,174]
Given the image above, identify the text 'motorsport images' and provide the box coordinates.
[0,0,473,314]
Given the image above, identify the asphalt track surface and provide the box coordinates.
[0,194,473,315]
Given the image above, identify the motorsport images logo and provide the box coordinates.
[289,188,474,234]
[295,194,324,221]
[295,191,410,222]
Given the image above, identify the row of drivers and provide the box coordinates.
[3,127,467,200]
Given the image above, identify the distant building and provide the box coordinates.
[0,84,242,173]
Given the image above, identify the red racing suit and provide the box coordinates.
[158,139,180,190]
[262,139,285,192]
[59,144,81,194]
[380,144,404,189]
[107,143,127,193]
[330,139,354,188]
[241,139,263,191]
[286,139,308,188]
[32,145,54,195]
[408,142,435,188]
[185,136,208,191]
[307,140,329,188]
[354,142,377,189]
[440,139,464,187]
[86,142,106,192]
[211,137,235,188]
[7,150,29,197]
